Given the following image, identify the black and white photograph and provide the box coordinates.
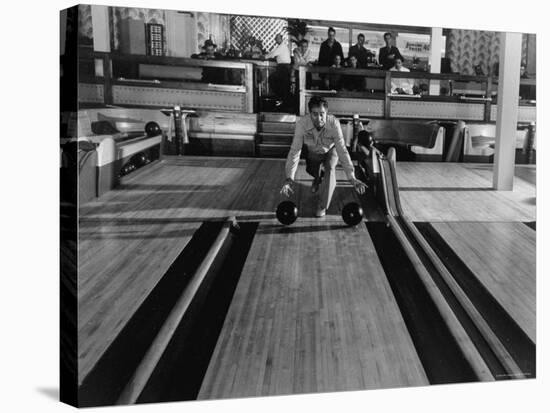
[57,1,541,408]
[3,1,547,412]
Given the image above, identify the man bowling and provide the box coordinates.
[280,96,367,217]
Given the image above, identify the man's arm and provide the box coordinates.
[402,77,414,94]
[401,68,414,94]
[284,120,305,181]
[389,69,399,92]
[395,47,404,62]
[391,80,398,93]
[317,43,326,65]
[347,45,354,59]
[265,45,278,60]
[378,47,387,67]
[337,42,344,60]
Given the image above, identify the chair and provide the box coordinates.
[463,124,530,162]
[463,124,496,162]
[410,125,445,161]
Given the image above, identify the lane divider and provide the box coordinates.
[373,145,527,381]
[116,218,235,405]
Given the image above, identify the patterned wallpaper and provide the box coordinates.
[445,29,500,76]
[110,7,167,55]
[195,12,230,51]
[76,5,167,54]
[446,29,530,76]
[78,4,93,43]
[75,7,532,75]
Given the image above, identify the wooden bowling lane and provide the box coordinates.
[198,221,428,399]
[77,156,370,386]
[424,222,536,343]
[78,157,281,383]
[395,163,536,222]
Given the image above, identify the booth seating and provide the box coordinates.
[463,123,532,162]
[463,124,496,162]
[443,121,467,162]
[255,117,445,160]
[366,120,445,161]
[410,128,445,161]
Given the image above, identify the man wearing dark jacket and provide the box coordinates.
[348,33,375,68]
[378,32,404,70]
[318,27,344,66]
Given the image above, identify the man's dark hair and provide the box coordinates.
[384,32,392,39]
[357,33,365,40]
[308,96,329,111]
[328,27,336,34]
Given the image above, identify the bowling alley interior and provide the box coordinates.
[60,3,537,408]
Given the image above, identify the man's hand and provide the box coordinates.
[351,178,367,195]
[280,179,294,197]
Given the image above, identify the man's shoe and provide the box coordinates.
[315,208,326,218]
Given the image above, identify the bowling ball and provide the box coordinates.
[131,152,148,167]
[276,201,298,226]
[342,202,363,226]
[145,121,162,137]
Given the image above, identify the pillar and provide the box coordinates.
[429,27,443,95]
[493,32,522,190]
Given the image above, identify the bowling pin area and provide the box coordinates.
[73,148,536,405]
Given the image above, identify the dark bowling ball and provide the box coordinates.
[276,201,298,226]
[342,202,363,226]
[120,164,129,177]
[140,152,149,164]
[132,152,148,167]
[145,121,162,137]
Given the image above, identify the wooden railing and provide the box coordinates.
[76,49,255,113]
[297,65,536,122]
[72,48,535,122]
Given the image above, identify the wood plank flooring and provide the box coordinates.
[77,157,356,384]
[430,222,536,342]
[396,163,536,222]
[198,221,428,399]
[77,156,536,393]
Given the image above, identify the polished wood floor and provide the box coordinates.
[78,156,536,394]
[396,163,536,222]
[198,221,428,399]
[78,157,360,384]
[395,162,536,343]
[431,222,536,342]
